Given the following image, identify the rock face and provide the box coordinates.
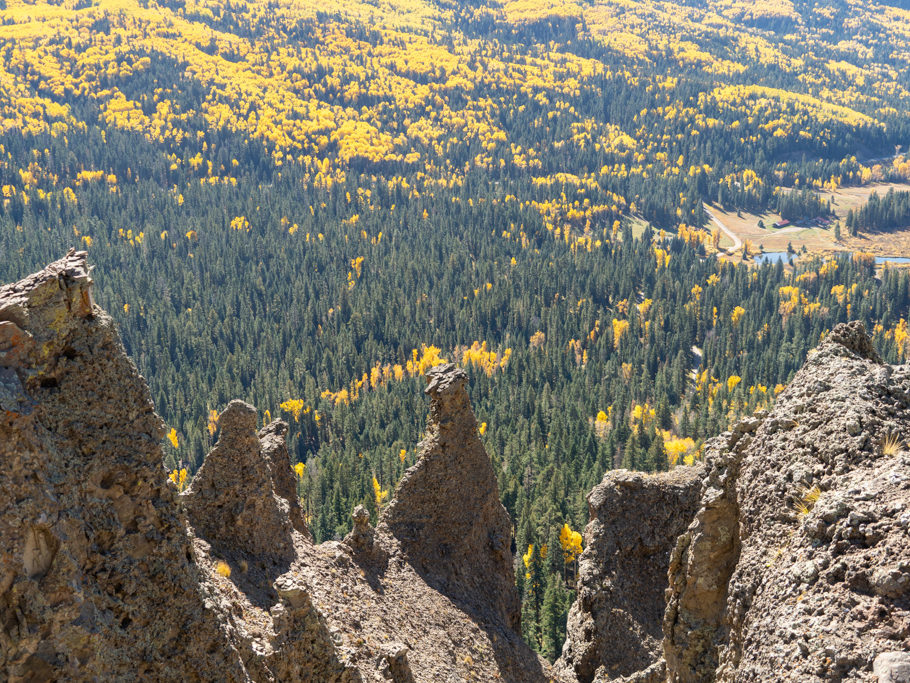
[0,251,247,681]
[559,321,910,683]
[183,400,297,563]
[259,418,309,535]
[556,467,704,683]
[662,419,756,682]
[380,363,521,631]
[1,255,548,682]
[662,320,910,682]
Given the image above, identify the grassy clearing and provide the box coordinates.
[711,182,910,261]
[627,215,650,239]
[710,205,835,253]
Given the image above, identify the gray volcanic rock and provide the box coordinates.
[665,321,910,682]
[663,421,754,682]
[556,467,704,683]
[561,321,910,683]
[25,254,910,683]
[875,652,910,683]
[259,418,309,535]
[343,504,377,555]
[0,255,549,682]
[183,400,296,563]
[380,362,521,632]
[0,251,249,681]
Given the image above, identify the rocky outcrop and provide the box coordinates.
[183,400,296,563]
[662,421,755,681]
[12,255,908,683]
[184,368,549,682]
[259,418,309,535]
[663,321,910,682]
[556,467,704,683]
[380,363,521,631]
[559,321,910,683]
[0,251,248,681]
[1,255,548,682]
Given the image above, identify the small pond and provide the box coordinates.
[753,251,793,265]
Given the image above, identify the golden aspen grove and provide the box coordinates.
[4,0,910,657]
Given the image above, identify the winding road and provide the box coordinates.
[703,204,741,252]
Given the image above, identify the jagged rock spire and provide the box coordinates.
[0,257,553,682]
[259,418,309,536]
[823,319,882,362]
[183,400,296,562]
[380,363,521,631]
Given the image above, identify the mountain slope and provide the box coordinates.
[5,0,910,660]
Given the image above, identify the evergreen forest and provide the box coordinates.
[846,188,910,234]
[4,0,910,657]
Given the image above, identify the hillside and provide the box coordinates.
[3,0,910,218]
[4,0,910,656]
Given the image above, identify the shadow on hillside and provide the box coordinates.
[402,560,550,683]
[213,548,294,610]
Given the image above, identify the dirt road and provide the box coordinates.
[703,204,741,252]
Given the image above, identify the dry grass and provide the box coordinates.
[881,432,904,456]
[765,544,787,568]
[710,205,836,255]
[792,485,822,516]
[627,215,651,239]
[819,182,910,217]
[215,560,232,577]
[711,182,910,261]
[842,228,910,259]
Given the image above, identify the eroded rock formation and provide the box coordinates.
[556,467,704,683]
[562,321,910,682]
[0,255,550,682]
[681,321,910,682]
[0,251,247,681]
[7,255,909,683]
[380,363,521,631]
[662,418,757,682]
[259,418,309,535]
[184,400,297,564]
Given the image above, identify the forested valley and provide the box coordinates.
[4,0,910,656]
